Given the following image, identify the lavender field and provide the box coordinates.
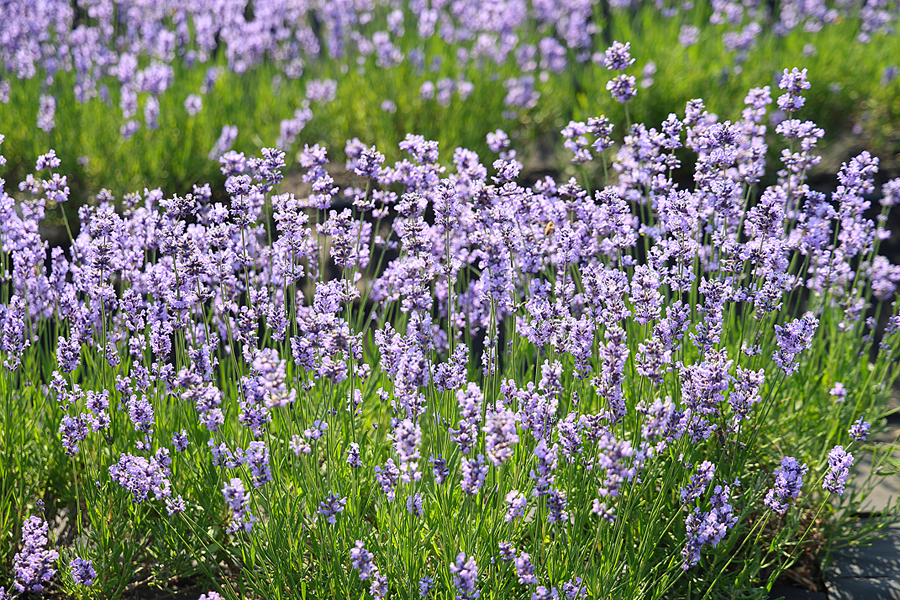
[2,1,900,599]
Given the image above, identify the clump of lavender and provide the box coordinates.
[773,313,819,375]
[13,516,59,593]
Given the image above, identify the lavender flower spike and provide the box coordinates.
[823,446,854,495]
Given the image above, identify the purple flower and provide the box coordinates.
[607,75,637,103]
[515,551,538,585]
[830,382,847,400]
[563,578,587,599]
[351,540,377,580]
[450,553,480,600]
[823,445,854,495]
[318,492,348,525]
[532,587,559,600]
[531,440,558,495]
[59,414,91,456]
[682,483,737,569]
[173,430,189,452]
[199,594,223,600]
[777,68,810,113]
[486,130,510,153]
[208,125,238,161]
[35,149,61,171]
[222,478,256,533]
[37,94,56,132]
[850,418,871,442]
[604,41,635,71]
[588,116,614,152]
[127,394,154,435]
[773,313,818,375]
[406,492,424,516]
[109,452,172,504]
[505,490,528,522]
[764,457,808,514]
[419,576,434,597]
[347,442,362,467]
[184,94,203,116]
[545,488,569,524]
[450,382,484,455]
[561,121,592,163]
[70,557,96,586]
[243,441,271,488]
[13,516,59,592]
[679,25,700,47]
[680,461,716,503]
[375,459,401,501]
[484,404,519,465]
[304,419,328,440]
[431,454,449,485]
[461,454,488,495]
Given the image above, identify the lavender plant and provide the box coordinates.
[0,65,899,599]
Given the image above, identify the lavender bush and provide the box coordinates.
[0,66,899,598]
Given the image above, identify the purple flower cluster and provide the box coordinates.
[70,557,97,586]
[13,516,59,593]
[451,553,480,600]
[764,457,808,514]
[823,446,854,495]
[682,484,738,569]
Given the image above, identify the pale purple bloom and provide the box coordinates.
[222,478,255,533]
[450,553,480,600]
[823,445,854,495]
[680,461,716,503]
[830,382,847,400]
[461,454,488,495]
[419,576,434,597]
[777,67,810,113]
[351,540,377,580]
[850,418,871,442]
[604,41,634,71]
[13,516,59,593]
[505,490,528,522]
[37,94,56,132]
[318,492,348,525]
[484,403,519,465]
[406,492,424,516]
[682,484,737,569]
[515,551,537,585]
[70,557,96,586]
[184,94,203,116]
[173,430,189,452]
[764,457,808,514]
[607,74,637,103]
